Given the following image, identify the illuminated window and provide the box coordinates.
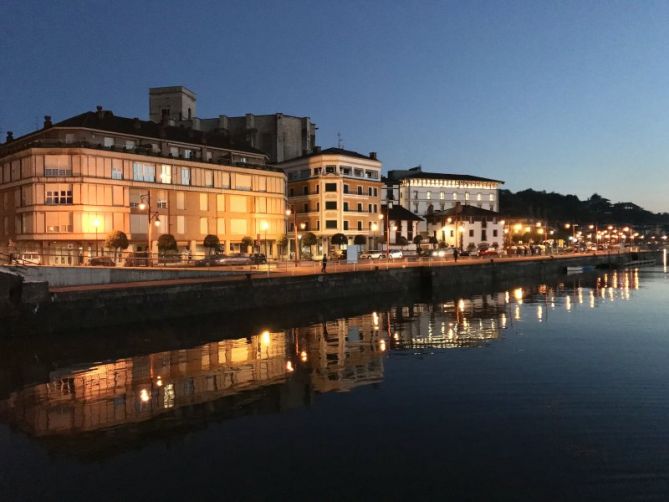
[132,162,155,182]
[111,160,123,180]
[477,193,482,201]
[465,192,470,201]
[160,164,171,184]
[452,192,457,200]
[426,191,431,199]
[440,192,445,199]
[181,167,190,185]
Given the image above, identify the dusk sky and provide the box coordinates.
[3,0,669,211]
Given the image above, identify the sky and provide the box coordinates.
[2,0,669,211]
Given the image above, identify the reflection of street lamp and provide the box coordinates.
[138,192,161,263]
[93,217,100,256]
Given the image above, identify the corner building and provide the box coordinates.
[0,109,286,264]
[279,148,383,250]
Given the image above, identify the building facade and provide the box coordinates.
[385,166,504,232]
[149,86,317,163]
[0,108,287,264]
[425,204,505,251]
[279,148,383,252]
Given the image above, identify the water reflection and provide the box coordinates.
[0,268,644,454]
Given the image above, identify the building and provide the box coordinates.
[381,203,423,247]
[279,147,383,253]
[424,203,504,251]
[385,166,504,232]
[149,86,317,163]
[0,107,287,264]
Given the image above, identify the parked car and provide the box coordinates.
[360,251,385,259]
[89,256,115,266]
[124,252,150,267]
[388,250,404,259]
[478,248,500,257]
[194,255,226,267]
[431,248,455,258]
[249,253,267,264]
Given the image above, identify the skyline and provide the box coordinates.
[3,1,669,211]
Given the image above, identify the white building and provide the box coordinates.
[385,166,504,232]
[425,204,505,251]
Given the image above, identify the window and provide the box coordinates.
[200,193,208,211]
[325,183,337,192]
[440,192,445,200]
[111,160,123,180]
[180,167,191,185]
[325,220,337,229]
[45,212,73,233]
[303,186,308,195]
[493,229,498,237]
[342,166,352,175]
[132,162,155,182]
[368,187,373,196]
[183,149,193,159]
[452,192,458,200]
[357,221,362,230]
[157,199,168,209]
[44,155,72,176]
[204,170,213,187]
[344,221,349,230]
[368,204,372,212]
[176,191,185,210]
[357,186,363,195]
[344,184,349,194]
[316,202,320,211]
[325,165,336,174]
[469,229,474,237]
[373,187,378,197]
[357,203,363,212]
[481,230,487,241]
[477,193,482,201]
[304,203,308,212]
[103,137,114,148]
[343,202,349,211]
[373,204,378,213]
[325,201,337,210]
[160,164,171,184]
[45,185,73,205]
[316,184,319,193]
[465,192,470,201]
[426,191,431,199]
[289,188,294,197]
[200,217,208,235]
[170,146,178,157]
[489,194,495,201]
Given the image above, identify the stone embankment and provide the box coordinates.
[1,251,659,336]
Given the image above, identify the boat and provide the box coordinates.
[566,265,595,274]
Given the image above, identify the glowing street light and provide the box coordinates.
[93,217,100,256]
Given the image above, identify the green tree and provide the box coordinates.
[353,235,367,245]
[413,235,423,245]
[302,232,318,247]
[331,233,347,246]
[105,230,129,261]
[203,234,220,255]
[241,236,254,253]
[396,236,409,247]
[277,234,289,256]
[157,234,177,255]
[428,236,438,245]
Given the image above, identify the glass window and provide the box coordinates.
[103,137,114,148]
[325,183,337,192]
[325,201,337,210]
[111,160,123,180]
[344,184,349,194]
[426,191,431,199]
[343,202,349,211]
[325,220,337,229]
[181,167,191,185]
[132,162,155,182]
[357,221,362,230]
[344,221,349,230]
[160,164,171,184]
[45,185,73,205]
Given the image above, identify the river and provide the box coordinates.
[1,267,668,500]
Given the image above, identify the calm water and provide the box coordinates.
[1,268,669,500]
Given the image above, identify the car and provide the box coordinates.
[478,248,500,257]
[388,250,403,259]
[89,256,115,266]
[360,251,385,259]
[249,253,267,264]
[195,254,253,266]
[431,248,455,258]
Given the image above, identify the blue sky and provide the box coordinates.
[2,0,669,211]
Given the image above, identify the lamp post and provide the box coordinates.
[286,206,300,265]
[385,202,393,266]
[371,222,379,251]
[93,217,100,256]
[260,220,269,257]
[138,192,161,265]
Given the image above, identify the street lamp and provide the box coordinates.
[385,202,393,266]
[260,220,269,257]
[93,217,100,256]
[286,206,299,265]
[138,192,161,264]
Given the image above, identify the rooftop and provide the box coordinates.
[398,171,504,184]
[427,204,500,220]
[277,147,379,164]
[383,204,424,221]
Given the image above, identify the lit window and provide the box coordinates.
[160,164,172,184]
[181,167,190,185]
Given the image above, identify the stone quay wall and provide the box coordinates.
[2,251,658,336]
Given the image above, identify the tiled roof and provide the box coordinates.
[384,204,423,221]
[277,147,377,163]
[400,171,504,184]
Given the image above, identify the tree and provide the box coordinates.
[302,232,318,247]
[203,234,220,255]
[396,236,409,247]
[353,235,367,245]
[105,230,129,261]
[157,234,177,255]
[438,240,448,249]
[428,236,438,245]
[331,233,347,246]
[413,235,423,245]
[277,234,289,256]
[241,236,254,253]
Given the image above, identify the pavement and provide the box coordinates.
[47,251,625,294]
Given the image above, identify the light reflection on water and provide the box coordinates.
[0,267,666,500]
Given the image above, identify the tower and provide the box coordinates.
[148,86,197,123]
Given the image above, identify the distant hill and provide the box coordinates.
[500,189,669,227]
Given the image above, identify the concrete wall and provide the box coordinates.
[8,266,240,288]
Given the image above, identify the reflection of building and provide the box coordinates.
[1,331,290,436]
[295,313,385,393]
[0,108,286,263]
[280,148,383,250]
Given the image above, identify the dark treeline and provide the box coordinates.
[500,189,669,226]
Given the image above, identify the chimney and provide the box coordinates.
[96,106,104,119]
[161,109,170,125]
[43,116,52,129]
[313,146,321,154]
[5,131,13,143]
[369,151,377,160]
